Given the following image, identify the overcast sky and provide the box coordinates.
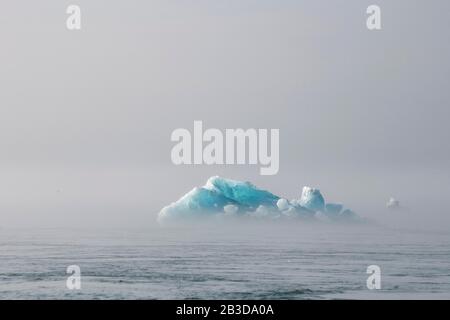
[1,0,449,229]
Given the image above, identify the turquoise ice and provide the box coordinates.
[158,176,358,223]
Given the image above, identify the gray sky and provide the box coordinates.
[1,0,449,229]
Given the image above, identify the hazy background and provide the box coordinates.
[1,0,449,230]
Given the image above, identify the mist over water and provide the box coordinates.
[1,1,450,232]
[1,222,449,299]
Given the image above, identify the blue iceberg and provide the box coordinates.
[158,176,359,223]
[340,209,357,219]
[205,176,279,209]
[298,187,325,212]
[325,203,343,215]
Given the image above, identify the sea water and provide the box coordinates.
[0,223,449,299]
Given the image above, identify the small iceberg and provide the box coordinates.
[386,197,400,209]
[299,187,325,212]
[325,203,343,215]
[158,176,359,224]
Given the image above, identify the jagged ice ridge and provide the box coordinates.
[158,176,358,223]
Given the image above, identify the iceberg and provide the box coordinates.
[205,176,279,209]
[158,186,236,220]
[158,176,359,223]
[299,187,325,212]
[158,176,279,222]
[386,197,400,209]
[276,198,290,211]
[340,209,357,219]
[325,203,343,215]
[223,204,239,215]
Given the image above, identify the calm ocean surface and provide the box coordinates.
[1,223,449,299]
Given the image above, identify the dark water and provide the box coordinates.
[0,224,449,299]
